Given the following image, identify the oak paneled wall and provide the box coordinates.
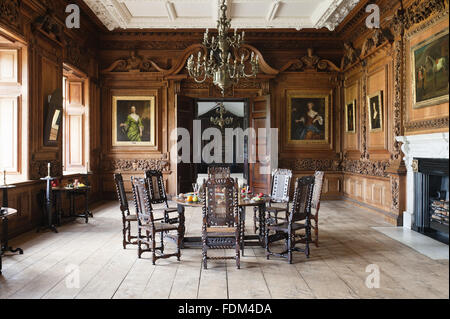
[339,0,448,225]
[0,0,103,238]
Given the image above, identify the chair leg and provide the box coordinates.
[122,219,127,249]
[202,244,208,270]
[265,226,270,260]
[160,232,165,253]
[176,230,181,261]
[287,233,293,264]
[151,232,156,265]
[314,219,319,248]
[305,226,311,259]
[127,221,132,243]
[236,234,241,269]
[137,227,142,258]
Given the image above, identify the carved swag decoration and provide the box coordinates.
[102,50,169,73]
[283,48,340,72]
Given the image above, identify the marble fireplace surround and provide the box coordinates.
[396,133,450,229]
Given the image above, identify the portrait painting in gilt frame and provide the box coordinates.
[367,91,383,132]
[287,93,329,145]
[112,96,155,146]
[345,100,356,133]
[411,28,449,109]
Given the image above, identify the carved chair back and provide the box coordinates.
[114,173,129,215]
[270,169,293,203]
[144,170,169,205]
[131,177,155,228]
[289,176,315,224]
[207,166,231,180]
[311,171,325,215]
[202,178,238,228]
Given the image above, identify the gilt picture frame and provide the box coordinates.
[112,96,155,147]
[367,91,383,132]
[345,100,356,133]
[411,28,449,109]
[287,92,329,145]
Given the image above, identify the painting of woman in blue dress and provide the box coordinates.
[289,97,326,142]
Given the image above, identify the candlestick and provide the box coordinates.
[2,169,6,186]
[47,162,51,178]
[86,161,89,174]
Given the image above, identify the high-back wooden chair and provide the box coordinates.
[201,177,241,269]
[265,176,315,264]
[131,177,181,264]
[311,171,325,247]
[144,170,178,224]
[207,166,231,179]
[113,173,138,249]
[254,169,293,234]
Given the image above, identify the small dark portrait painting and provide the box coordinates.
[367,91,383,132]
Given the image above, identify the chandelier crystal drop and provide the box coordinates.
[186,0,260,95]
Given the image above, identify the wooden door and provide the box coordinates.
[176,95,196,193]
[249,95,272,195]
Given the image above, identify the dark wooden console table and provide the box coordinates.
[0,207,24,275]
[53,186,93,224]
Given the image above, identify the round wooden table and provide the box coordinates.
[173,196,269,250]
[0,207,24,275]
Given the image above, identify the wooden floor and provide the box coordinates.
[0,200,448,299]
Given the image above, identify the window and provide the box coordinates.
[62,65,89,175]
[0,44,28,183]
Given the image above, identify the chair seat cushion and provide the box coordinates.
[125,214,137,221]
[267,222,306,232]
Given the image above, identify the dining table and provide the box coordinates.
[172,195,269,251]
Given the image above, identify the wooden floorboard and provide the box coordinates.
[0,200,448,299]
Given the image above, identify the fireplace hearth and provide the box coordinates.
[413,158,449,244]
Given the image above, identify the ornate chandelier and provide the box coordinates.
[186,0,260,95]
[210,102,233,129]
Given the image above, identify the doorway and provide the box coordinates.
[176,94,272,195]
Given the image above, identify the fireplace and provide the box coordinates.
[396,133,449,235]
[413,158,449,244]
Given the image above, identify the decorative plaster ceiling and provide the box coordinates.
[83,0,360,31]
